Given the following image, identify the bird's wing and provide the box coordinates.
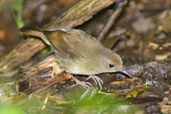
[43,29,102,60]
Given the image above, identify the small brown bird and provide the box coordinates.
[23,28,131,89]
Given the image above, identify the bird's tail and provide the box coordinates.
[20,28,51,46]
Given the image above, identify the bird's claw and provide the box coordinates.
[68,73,91,89]
[86,75,103,90]
[74,81,92,89]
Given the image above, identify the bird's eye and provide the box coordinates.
[109,64,115,68]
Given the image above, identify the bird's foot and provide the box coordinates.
[86,75,103,90]
[69,74,91,89]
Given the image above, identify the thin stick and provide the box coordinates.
[97,0,128,41]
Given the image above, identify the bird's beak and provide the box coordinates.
[119,69,132,78]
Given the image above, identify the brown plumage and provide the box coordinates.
[23,28,131,88]
[43,29,123,75]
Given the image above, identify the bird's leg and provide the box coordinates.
[86,75,103,90]
[68,74,91,89]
